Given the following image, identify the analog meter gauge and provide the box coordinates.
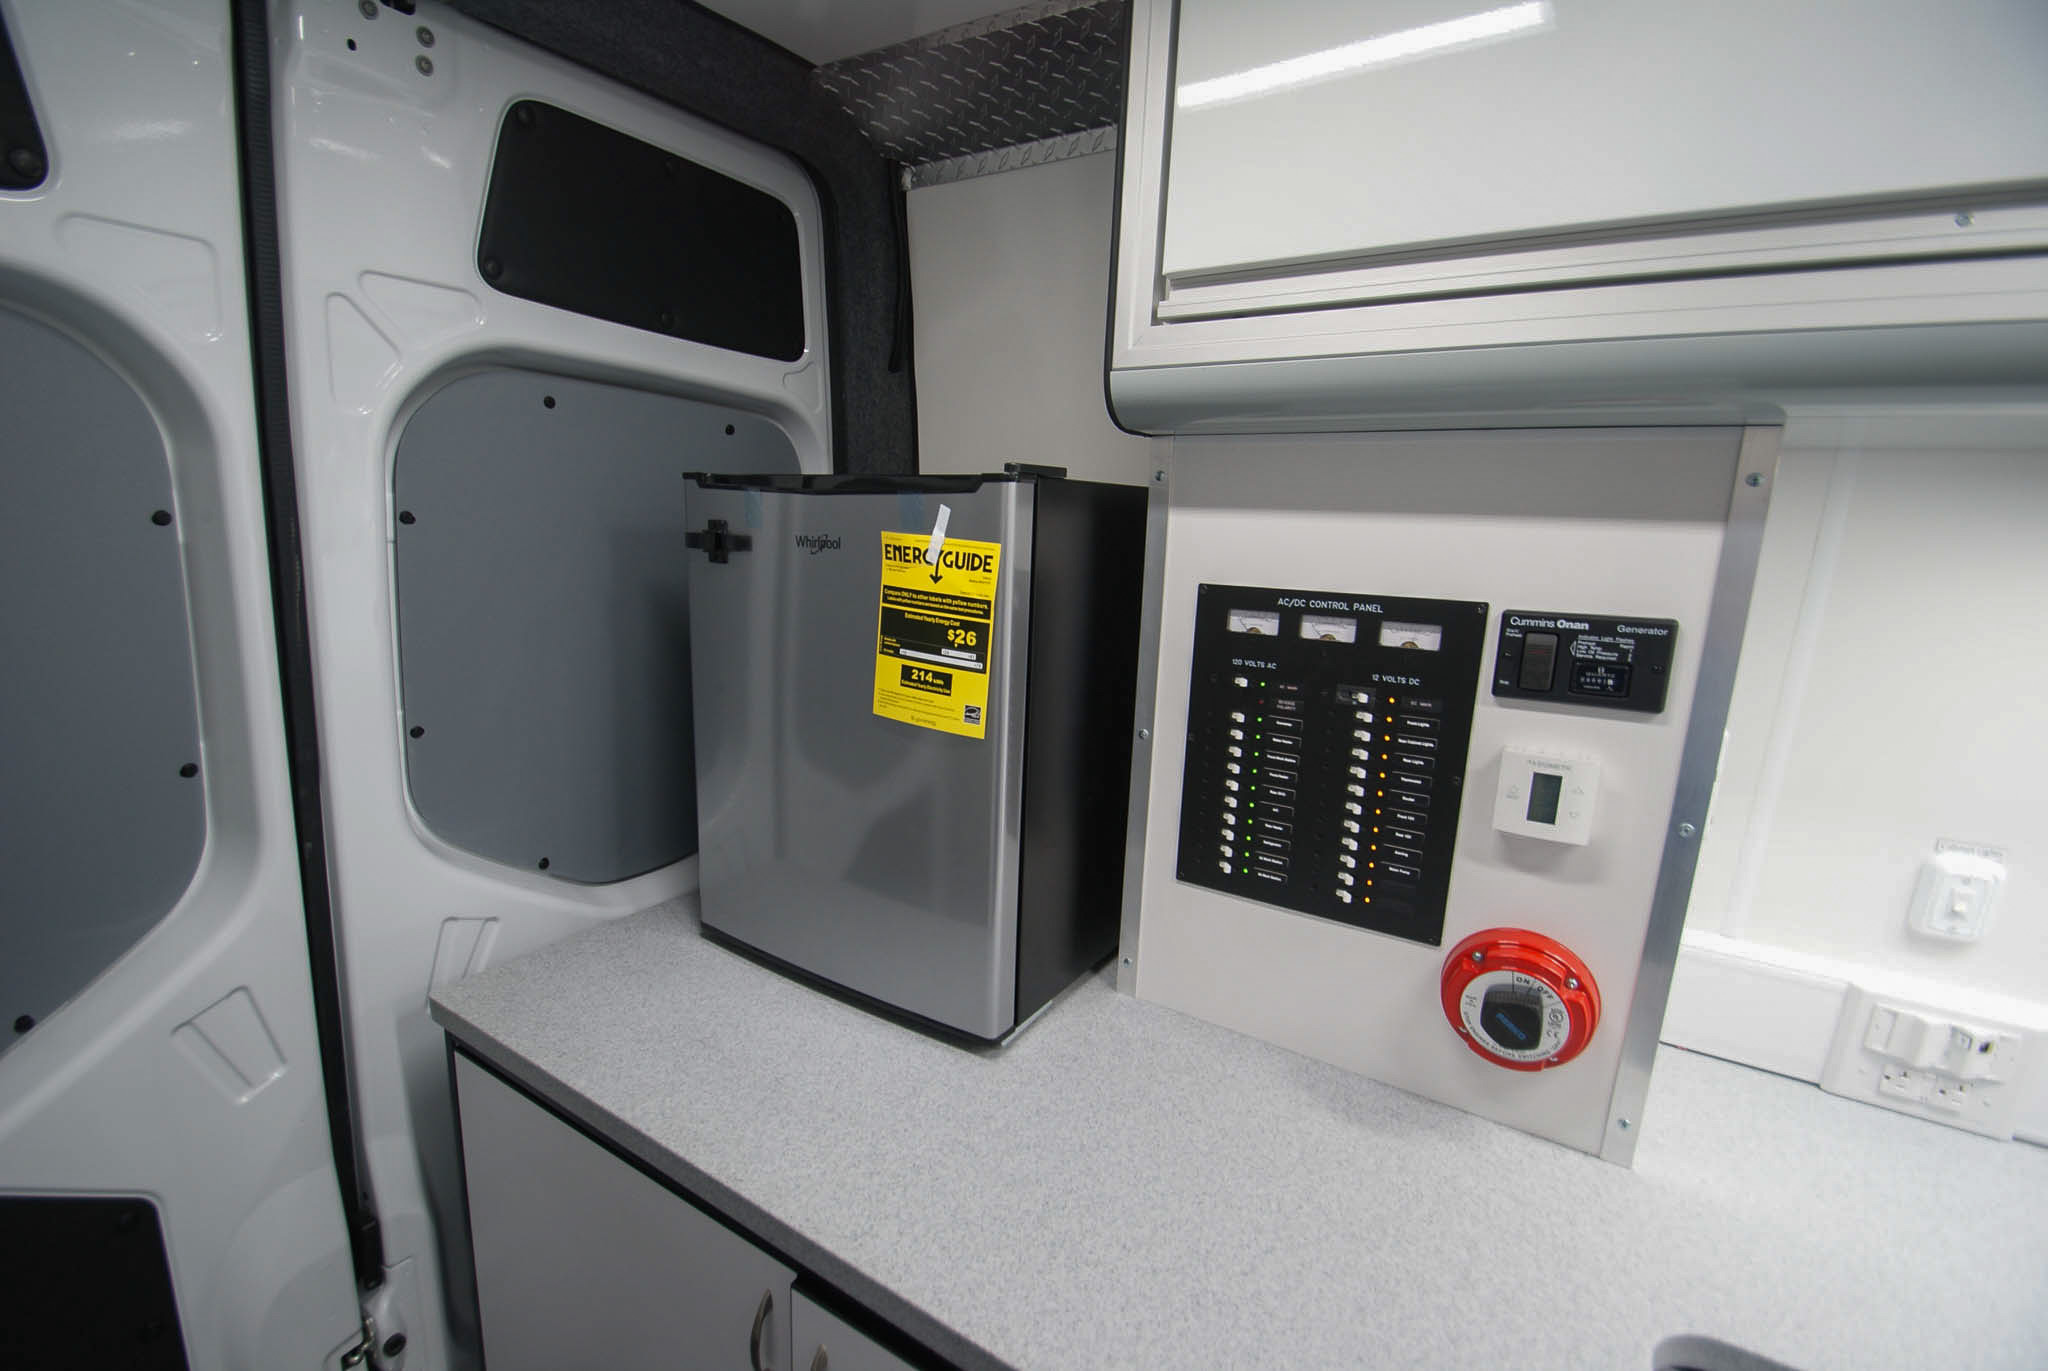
[1226,608,1281,635]
[1441,928,1599,1071]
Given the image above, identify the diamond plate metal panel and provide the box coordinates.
[906,126,1118,188]
[815,0,1125,171]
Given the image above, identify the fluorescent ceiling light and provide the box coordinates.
[1177,1,1553,111]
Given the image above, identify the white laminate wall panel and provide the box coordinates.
[909,155,1154,486]
[1133,429,1737,1155]
[1163,0,2048,279]
[1728,425,2048,998]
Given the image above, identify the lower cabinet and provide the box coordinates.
[454,1053,794,1371]
[792,1287,920,1371]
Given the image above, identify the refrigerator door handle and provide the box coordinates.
[685,517,753,563]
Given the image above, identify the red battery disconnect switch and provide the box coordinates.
[1441,928,1600,1071]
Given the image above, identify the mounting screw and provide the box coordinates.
[515,104,535,127]
[1565,976,1579,990]
[1153,469,1166,483]
[1120,956,1133,967]
[415,25,434,47]
[1470,949,1485,964]
[1136,727,1150,741]
[398,510,416,525]
[408,725,424,738]
[1744,472,1764,488]
[415,54,433,75]
[1617,1117,1633,1131]
[179,763,199,779]
[481,258,502,280]
[7,145,44,179]
[1678,822,1697,839]
[358,0,377,17]
[12,1015,32,1034]
[151,509,173,526]
[382,1332,408,1358]
[1955,210,1974,227]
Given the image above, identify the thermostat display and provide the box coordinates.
[1492,747,1598,845]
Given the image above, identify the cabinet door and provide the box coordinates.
[455,1054,794,1371]
[1163,0,2048,281]
[791,1288,926,1371]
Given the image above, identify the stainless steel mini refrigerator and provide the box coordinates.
[682,470,1148,1040]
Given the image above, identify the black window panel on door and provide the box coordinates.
[0,9,48,190]
[477,100,805,362]
[0,1196,190,1369]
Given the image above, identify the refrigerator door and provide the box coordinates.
[686,479,1035,1038]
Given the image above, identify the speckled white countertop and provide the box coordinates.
[429,904,2048,1371]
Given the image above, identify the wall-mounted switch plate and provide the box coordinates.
[1908,841,2005,942]
[1820,986,2030,1138]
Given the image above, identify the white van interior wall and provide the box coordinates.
[1675,409,2048,1139]
[445,0,916,473]
[909,153,1154,485]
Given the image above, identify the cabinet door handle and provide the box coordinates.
[808,1348,828,1371]
[748,1289,774,1371]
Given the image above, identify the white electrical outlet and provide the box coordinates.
[1820,986,2031,1139]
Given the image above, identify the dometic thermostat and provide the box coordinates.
[1441,928,1600,1070]
[1492,747,1598,845]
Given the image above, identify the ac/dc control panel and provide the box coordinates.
[1174,584,1488,947]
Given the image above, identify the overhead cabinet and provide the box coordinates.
[1109,0,2048,430]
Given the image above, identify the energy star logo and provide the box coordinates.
[792,533,842,555]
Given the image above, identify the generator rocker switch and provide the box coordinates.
[1492,747,1599,845]
[1518,632,1559,690]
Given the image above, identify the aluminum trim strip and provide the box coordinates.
[1157,204,2048,322]
[1599,425,1781,1164]
[1115,453,1171,994]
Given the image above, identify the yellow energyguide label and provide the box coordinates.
[873,530,1003,739]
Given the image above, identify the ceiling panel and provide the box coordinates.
[697,0,1024,64]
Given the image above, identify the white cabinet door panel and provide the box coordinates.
[1164,0,2048,279]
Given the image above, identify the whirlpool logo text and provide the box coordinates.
[792,533,842,555]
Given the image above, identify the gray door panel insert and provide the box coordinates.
[0,305,205,1048]
[393,368,798,883]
